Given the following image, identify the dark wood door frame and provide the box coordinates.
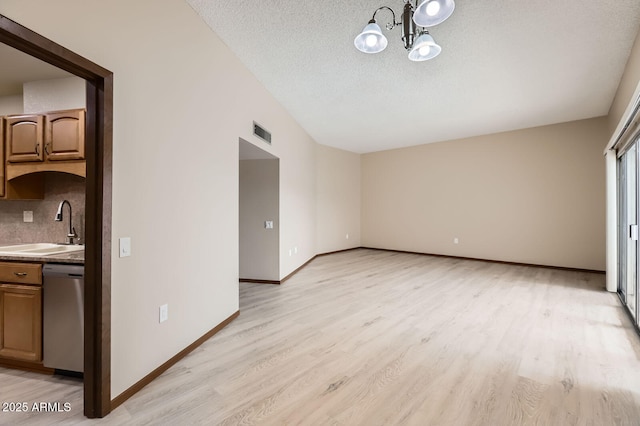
[0,15,113,418]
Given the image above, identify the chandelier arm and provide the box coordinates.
[371,6,399,30]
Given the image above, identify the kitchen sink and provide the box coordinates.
[0,243,84,256]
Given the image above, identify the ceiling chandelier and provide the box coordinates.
[354,0,455,61]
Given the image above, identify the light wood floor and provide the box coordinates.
[2,249,640,425]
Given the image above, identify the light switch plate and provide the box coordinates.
[23,211,34,223]
[119,237,131,257]
[265,221,274,229]
[159,304,168,323]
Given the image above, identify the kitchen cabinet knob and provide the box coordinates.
[35,144,40,156]
[14,272,27,277]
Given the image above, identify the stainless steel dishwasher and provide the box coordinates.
[43,263,84,373]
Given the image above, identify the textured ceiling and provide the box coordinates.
[190,0,640,153]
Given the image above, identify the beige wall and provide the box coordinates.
[275,126,317,279]
[0,94,22,115]
[609,28,640,133]
[0,0,321,398]
[362,117,608,271]
[315,144,361,254]
[0,76,84,115]
[239,159,279,281]
[23,76,85,113]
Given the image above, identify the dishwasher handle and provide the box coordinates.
[43,263,84,278]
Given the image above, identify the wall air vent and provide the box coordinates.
[253,121,272,145]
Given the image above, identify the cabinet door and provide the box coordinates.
[5,115,44,163]
[0,284,42,362]
[45,109,85,161]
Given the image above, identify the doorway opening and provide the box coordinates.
[0,15,113,418]
[239,138,280,284]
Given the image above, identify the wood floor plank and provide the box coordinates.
[1,248,639,425]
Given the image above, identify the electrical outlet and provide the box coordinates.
[159,304,168,323]
[23,211,33,223]
[346,233,349,239]
[294,246,298,254]
[119,237,131,257]
[454,237,459,244]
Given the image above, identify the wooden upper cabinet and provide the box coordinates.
[45,109,85,161]
[5,114,44,163]
[5,109,85,164]
[1,109,85,200]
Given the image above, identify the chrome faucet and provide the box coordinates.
[55,200,78,245]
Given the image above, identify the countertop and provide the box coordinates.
[0,251,85,265]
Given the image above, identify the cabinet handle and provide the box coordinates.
[44,142,50,155]
[14,272,27,277]
[35,144,39,156]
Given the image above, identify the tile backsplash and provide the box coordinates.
[0,173,86,245]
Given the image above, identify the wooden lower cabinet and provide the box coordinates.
[0,258,43,364]
[0,284,42,362]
